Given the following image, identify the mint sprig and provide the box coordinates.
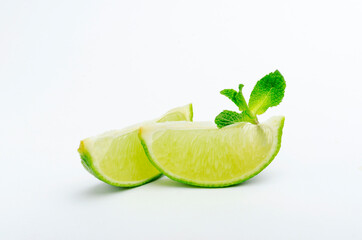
[215,70,286,128]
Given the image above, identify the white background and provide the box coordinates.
[1,0,361,239]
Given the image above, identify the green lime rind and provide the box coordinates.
[78,142,162,187]
[189,103,194,122]
[139,116,285,188]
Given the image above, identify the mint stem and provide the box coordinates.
[237,86,259,124]
[245,108,259,124]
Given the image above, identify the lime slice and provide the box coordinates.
[78,104,193,187]
[139,116,284,187]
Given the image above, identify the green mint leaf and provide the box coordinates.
[248,70,286,115]
[220,85,248,111]
[236,84,248,111]
[214,110,242,128]
[220,89,238,105]
[215,70,285,128]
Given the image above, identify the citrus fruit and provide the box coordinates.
[139,116,284,187]
[78,104,193,187]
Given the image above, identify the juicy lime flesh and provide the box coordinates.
[142,116,284,186]
[79,104,193,186]
[95,130,160,182]
[151,124,273,182]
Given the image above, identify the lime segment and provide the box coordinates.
[78,104,193,187]
[139,116,284,187]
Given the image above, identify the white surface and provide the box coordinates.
[1,0,361,239]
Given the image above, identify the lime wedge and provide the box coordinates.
[78,104,193,187]
[139,116,284,187]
